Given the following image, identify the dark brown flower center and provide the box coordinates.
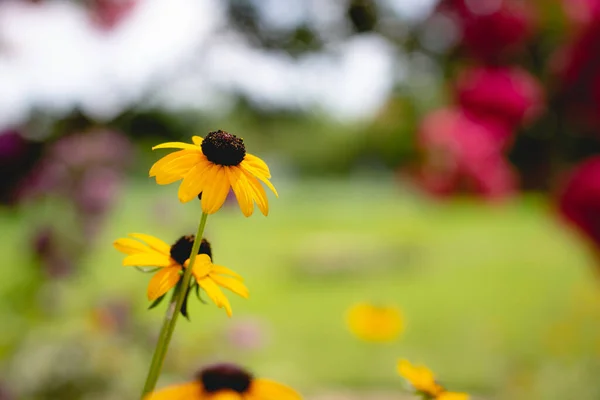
[197,364,253,393]
[170,236,212,265]
[201,130,246,166]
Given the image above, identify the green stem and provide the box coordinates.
[141,212,209,398]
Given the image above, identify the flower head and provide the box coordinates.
[437,393,470,400]
[149,131,278,217]
[437,0,536,62]
[413,107,516,199]
[346,303,403,342]
[456,66,544,130]
[558,157,600,250]
[398,359,469,400]
[113,233,248,317]
[145,363,301,400]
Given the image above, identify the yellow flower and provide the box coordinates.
[113,233,248,317]
[397,360,469,400]
[437,393,470,400]
[346,303,404,342]
[145,363,302,400]
[149,131,278,217]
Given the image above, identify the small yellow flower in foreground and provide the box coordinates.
[113,233,248,317]
[437,392,470,400]
[398,359,469,400]
[346,302,403,342]
[145,363,302,400]
[150,130,278,217]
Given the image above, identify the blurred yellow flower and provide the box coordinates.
[145,364,302,400]
[346,303,404,342]
[397,359,469,400]
[150,131,278,217]
[113,233,248,317]
[437,392,470,400]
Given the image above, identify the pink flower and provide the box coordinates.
[438,0,536,61]
[558,157,600,248]
[562,0,600,27]
[413,107,517,198]
[456,65,544,131]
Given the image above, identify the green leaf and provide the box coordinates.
[148,294,166,310]
[180,284,193,320]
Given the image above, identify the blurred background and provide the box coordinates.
[2,0,600,399]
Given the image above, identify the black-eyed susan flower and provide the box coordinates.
[113,233,248,317]
[145,363,302,400]
[398,359,469,400]
[149,130,277,217]
[436,393,470,400]
[346,302,404,342]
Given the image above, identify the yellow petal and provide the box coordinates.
[207,390,242,400]
[201,166,231,214]
[147,267,181,300]
[397,359,414,379]
[191,254,213,279]
[113,237,151,255]
[240,169,269,216]
[198,277,233,317]
[210,273,249,298]
[240,163,278,198]
[160,152,203,175]
[178,158,214,203]
[211,264,244,281]
[397,359,442,396]
[437,392,470,400]
[149,150,188,177]
[128,233,171,255]
[156,171,185,185]
[248,379,301,400]
[152,151,203,186]
[225,166,254,217]
[242,153,271,178]
[144,382,202,400]
[346,303,403,342]
[192,136,203,145]
[152,142,199,151]
[123,253,173,267]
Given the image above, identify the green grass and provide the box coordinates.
[2,178,599,399]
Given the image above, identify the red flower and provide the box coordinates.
[558,157,600,249]
[413,107,516,199]
[437,0,536,61]
[456,65,544,132]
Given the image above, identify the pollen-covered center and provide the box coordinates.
[170,235,212,265]
[201,130,246,166]
[198,363,253,393]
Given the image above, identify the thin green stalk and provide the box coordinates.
[141,212,209,398]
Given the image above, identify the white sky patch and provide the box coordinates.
[0,0,429,129]
[204,34,396,119]
[0,0,218,127]
[381,0,439,20]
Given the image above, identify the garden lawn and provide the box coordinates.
[1,178,598,399]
